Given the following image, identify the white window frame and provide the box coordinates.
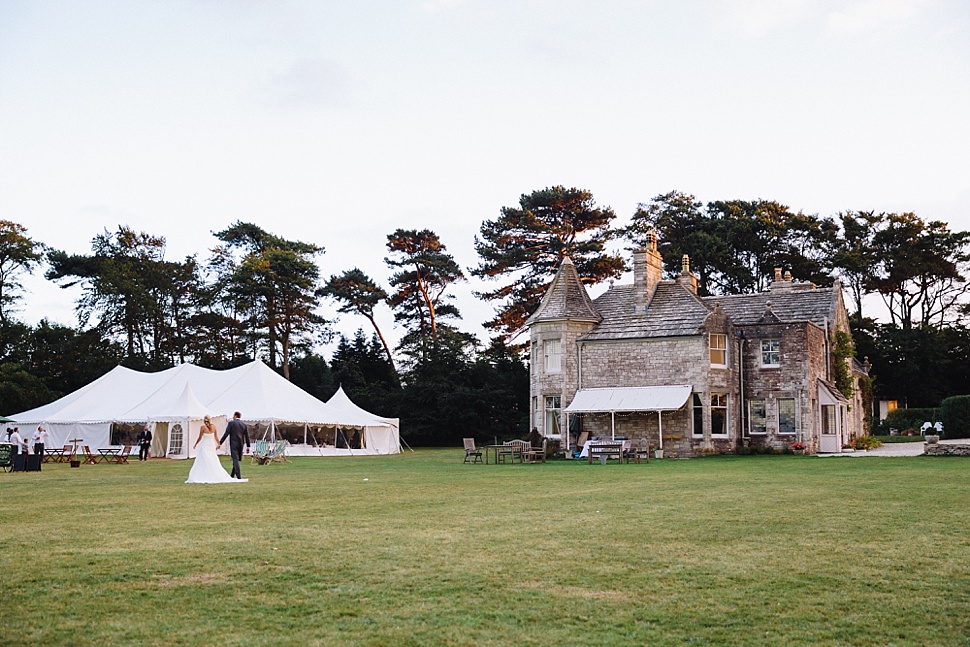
[749,398,767,435]
[544,338,562,373]
[761,338,780,367]
[692,393,704,437]
[778,397,796,435]
[711,393,729,437]
[710,333,727,367]
[544,396,562,436]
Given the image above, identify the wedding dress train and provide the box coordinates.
[185,433,248,483]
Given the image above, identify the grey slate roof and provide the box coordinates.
[582,282,713,340]
[702,288,838,328]
[525,257,601,325]
[529,257,841,340]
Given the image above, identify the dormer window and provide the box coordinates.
[761,339,780,367]
[544,338,561,373]
[710,333,727,366]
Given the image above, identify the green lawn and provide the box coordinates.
[2,451,969,646]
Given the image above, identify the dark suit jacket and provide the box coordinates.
[220,419,250,456]
[138,430,153,445]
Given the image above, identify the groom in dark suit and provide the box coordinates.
[219,411,251,479]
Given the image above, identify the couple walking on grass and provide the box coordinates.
[185,411,251,484]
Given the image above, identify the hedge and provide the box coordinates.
[940,396,970,439]
[875,407,939,435]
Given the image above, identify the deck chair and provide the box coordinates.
[250,439,270,464]
[268,440,289,463]
[463,438,482,463]
[81,445,99,465]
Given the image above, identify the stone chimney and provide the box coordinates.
[770,267,816,292]
[633,231,663,313]
[677,254,698,294]
[769,267,792,292]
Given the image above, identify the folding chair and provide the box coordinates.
[81,446,99,464]
[115,445,132,464]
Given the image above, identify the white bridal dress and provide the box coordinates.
[185,433,247,484]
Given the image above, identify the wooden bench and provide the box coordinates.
[588,442,624,464]
[523,439,546,464]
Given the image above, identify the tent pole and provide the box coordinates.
[611,411,615,440]
[658,410,663,453]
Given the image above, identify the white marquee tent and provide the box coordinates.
[9,361,400,458]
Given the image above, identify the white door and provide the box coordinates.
[818,404,840,453]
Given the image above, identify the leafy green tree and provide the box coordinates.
[829,211,882,319]
[385,228,464,358]
[0,220,44,327]
[0,361,58,415]
[473,186,625,338]
[853,320,970,407]
[330,330,402,415]
[869,213,970,329]
[321,268,395,374]
[212,222,327,379]
[46,226,195,367]
[704,199,834,293]
[620,191,733,296]
[22,320,125,395]
[286,351,336,402]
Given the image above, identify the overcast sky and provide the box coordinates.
[1,0,968,351]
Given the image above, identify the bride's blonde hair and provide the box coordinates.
[203,415,211,424]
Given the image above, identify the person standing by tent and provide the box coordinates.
[32,426,48,470]
[137,425,152,461]
[219,412,250,480]
[9,427,23,471]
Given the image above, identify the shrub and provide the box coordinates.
[876,407,939,435]
[853,435,882,450]
[940,395,970,439]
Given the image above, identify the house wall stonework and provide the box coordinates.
[739,323,814,451]
[574,335,740,457]
[526,255,868,457]
[530,319,596,435]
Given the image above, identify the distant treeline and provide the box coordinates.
[1,188,968,442]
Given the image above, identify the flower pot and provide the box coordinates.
[70,459,80,468]
[654,449,664,459]
[925,434,940,445]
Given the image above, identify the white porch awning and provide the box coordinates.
[565,385,692,413]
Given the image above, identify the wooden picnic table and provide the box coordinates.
[44,447,65,463]
[483,444,523,465]
[586,441,625,464]
[98,448,121,463]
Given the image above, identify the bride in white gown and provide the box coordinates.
[185,415,247,484]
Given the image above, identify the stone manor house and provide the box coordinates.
[527,238,869,457]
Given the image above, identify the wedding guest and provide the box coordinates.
[137,425,152,461]
[9,427,23,471]
[34,426,49,469]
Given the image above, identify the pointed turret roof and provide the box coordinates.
[525,257,601,326]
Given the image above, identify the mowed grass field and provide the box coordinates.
[2,451,969,646]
